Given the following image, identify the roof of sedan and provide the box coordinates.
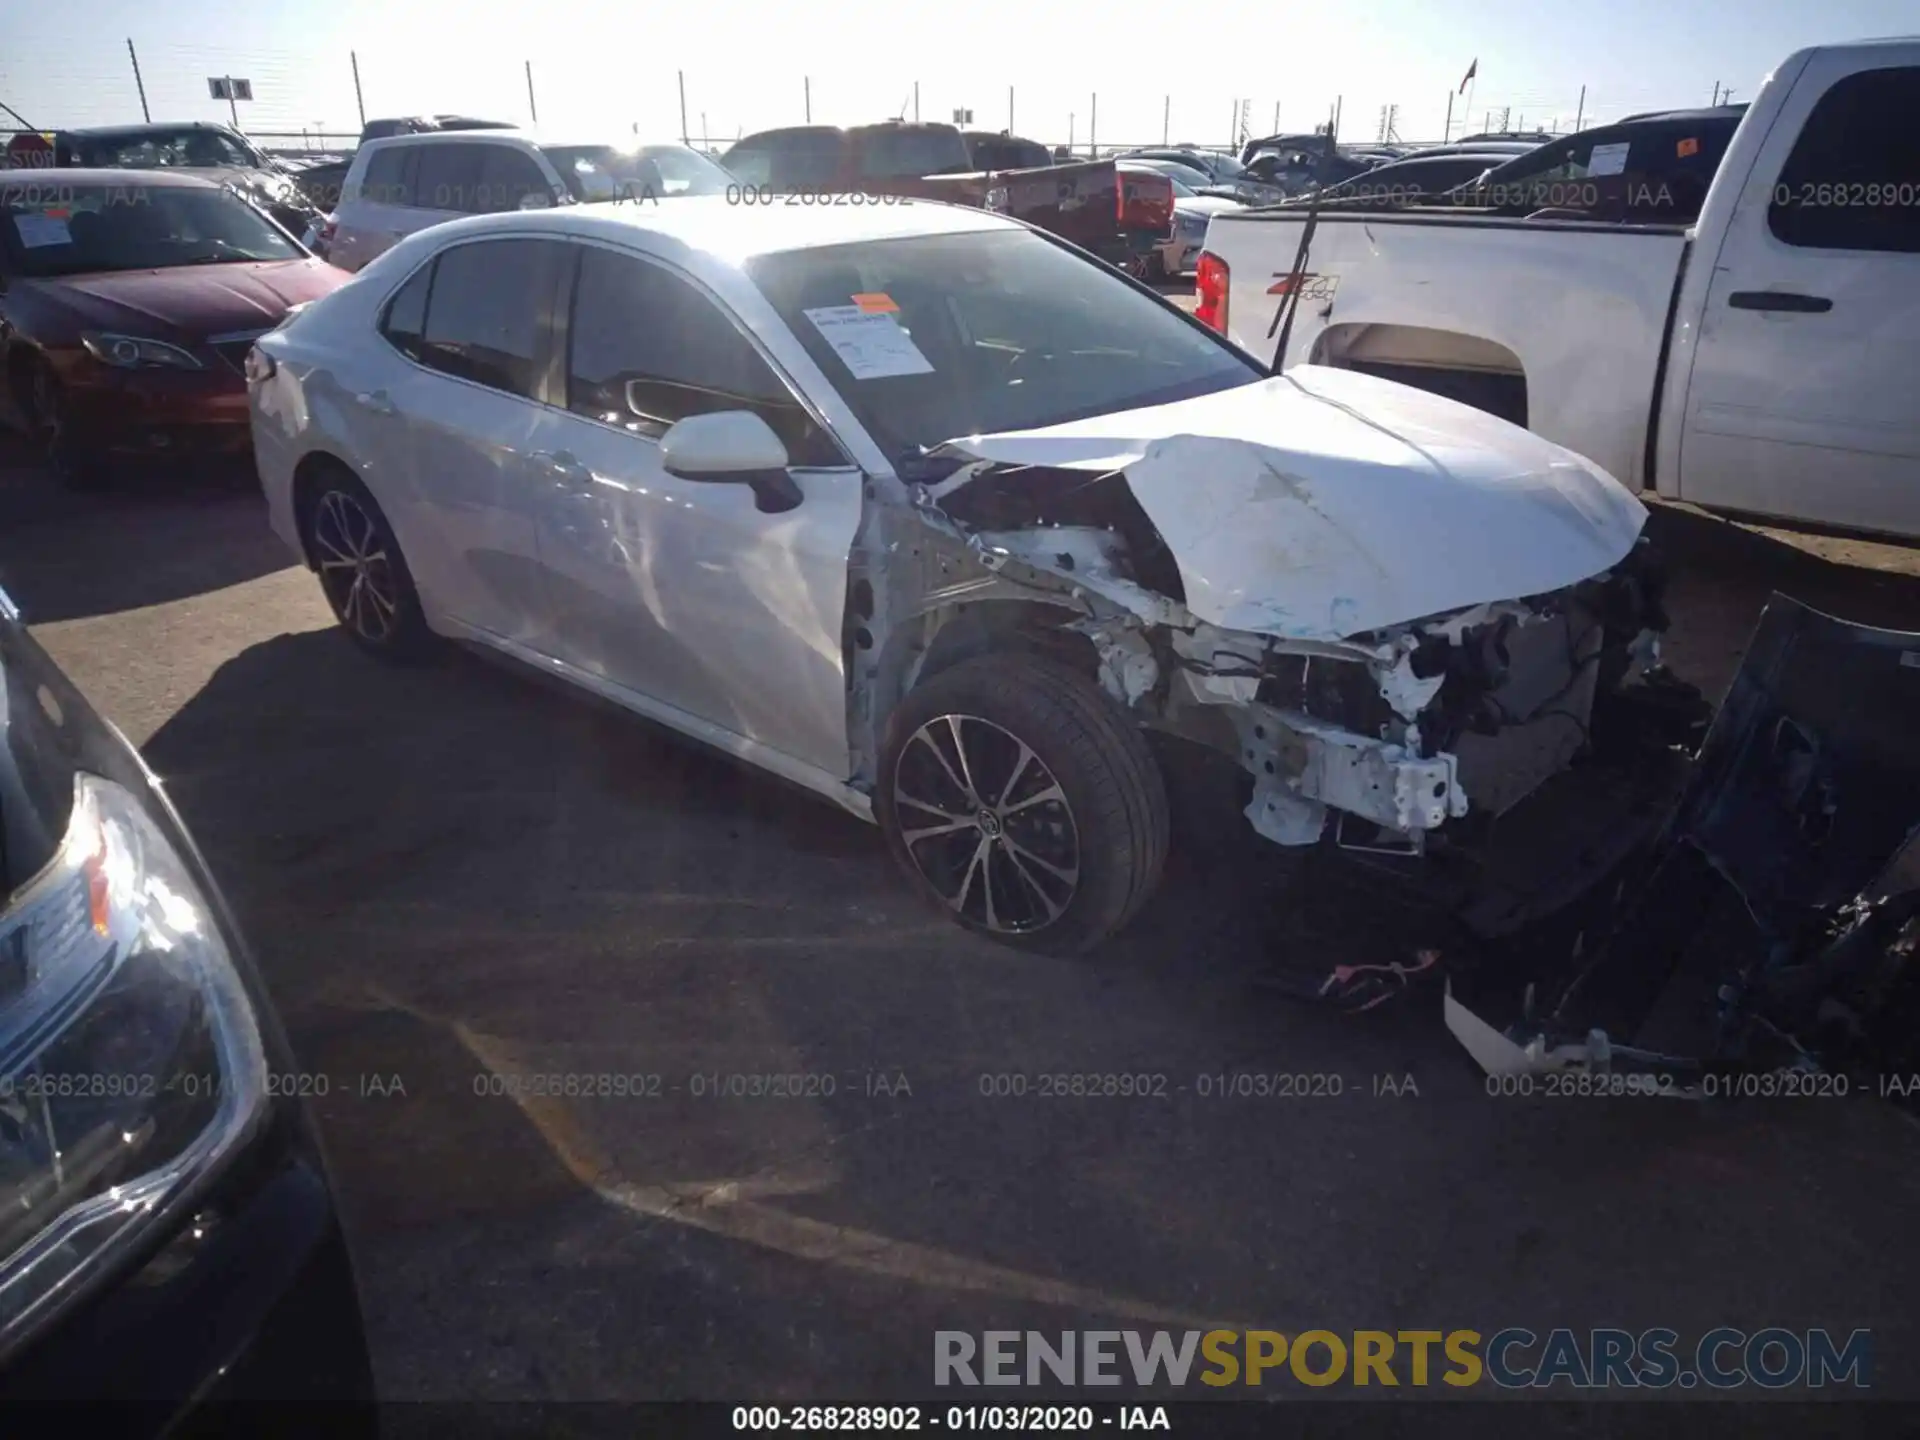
[435,194,1014,257]
[56,122,240,137]
[1,167,220,188]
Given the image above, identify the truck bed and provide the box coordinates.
[1204,208,1690,489]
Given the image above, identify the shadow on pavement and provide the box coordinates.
[0,435,290,623]
[134,624,1920,1402]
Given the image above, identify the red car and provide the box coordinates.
[0,168,346,487]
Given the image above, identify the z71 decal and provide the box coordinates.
[1268,272,1340,302]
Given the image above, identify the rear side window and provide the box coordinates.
[855,127,971,179]
[413,143,485,214]
[407,239,566,398]
[770,132,842,188]
[380,261,433,360]
[564,246,843,465]
[360,147,413,206]
[1768,67,1920,253]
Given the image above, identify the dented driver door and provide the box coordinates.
[527,242,864,785]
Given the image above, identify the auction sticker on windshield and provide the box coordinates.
[803,304,934,380]
[11,213,71,247]
[1587,142,1631,177]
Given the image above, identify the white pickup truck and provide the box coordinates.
[1195,38,1920,542]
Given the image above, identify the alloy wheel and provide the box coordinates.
[891,714,1081,935]
[312,489,400,644]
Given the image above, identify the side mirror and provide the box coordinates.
[518,190,554,211]
[658,409,802,513]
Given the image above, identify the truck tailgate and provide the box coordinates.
[992,160,1120,253]
[1201,210,1691,488]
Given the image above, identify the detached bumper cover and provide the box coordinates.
[1448,594,1920,1077]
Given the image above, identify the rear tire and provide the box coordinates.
[300,468,436,661]
[877,653,1169,956]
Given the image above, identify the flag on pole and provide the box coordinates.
[1460,59,1478,93]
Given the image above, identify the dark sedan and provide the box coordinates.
[1273,150,1519,207]
[0,581,375,1434]
[0,171,347,487]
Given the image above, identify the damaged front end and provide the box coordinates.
[1445,596,1920,1091]
[899,422,1685,888]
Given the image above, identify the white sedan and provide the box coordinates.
[247,198,1670,955]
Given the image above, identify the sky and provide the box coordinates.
[2,0,1914,152]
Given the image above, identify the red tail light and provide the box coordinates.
[1194,252,1230,333]
[1116,170,1175,237]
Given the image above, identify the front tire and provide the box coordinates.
[877,653,1169,955]
[28,360,106,491]
[300,469,435,660]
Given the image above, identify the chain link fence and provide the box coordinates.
[4,38,1690,167]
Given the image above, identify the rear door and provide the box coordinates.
[375,235,571,645]
[1676,57,1920,538]
[526,242,863,777]
[331,144,418,272]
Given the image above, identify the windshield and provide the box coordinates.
[746,229,1260,462]
[540,144,734,203]
[0,181,302,278]
[70,129,261,171]
[1168,178,1199,198]
[855,127,973,179]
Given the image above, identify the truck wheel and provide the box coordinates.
[877,653,1169,955]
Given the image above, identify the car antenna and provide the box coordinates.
[1268,99,1339,376]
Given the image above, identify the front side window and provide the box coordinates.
[0,181,301,277]
[476,145,552,213]
[565,246,843,465]
[408,239,565,398]
[746,229,1260,464]
[412,144,485,214]
[1768,67,1920,254]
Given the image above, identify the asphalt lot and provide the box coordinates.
[4,429,1920,1415]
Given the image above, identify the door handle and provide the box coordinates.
[1728,291,1832,313]
[532,449,591,481]
[354,389,396,415]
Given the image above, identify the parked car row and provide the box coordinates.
[0,170,346,486]
[4,122,325,235]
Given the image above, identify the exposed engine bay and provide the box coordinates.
[909,455,1682,868]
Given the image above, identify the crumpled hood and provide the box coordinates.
[945,365,1647,640]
